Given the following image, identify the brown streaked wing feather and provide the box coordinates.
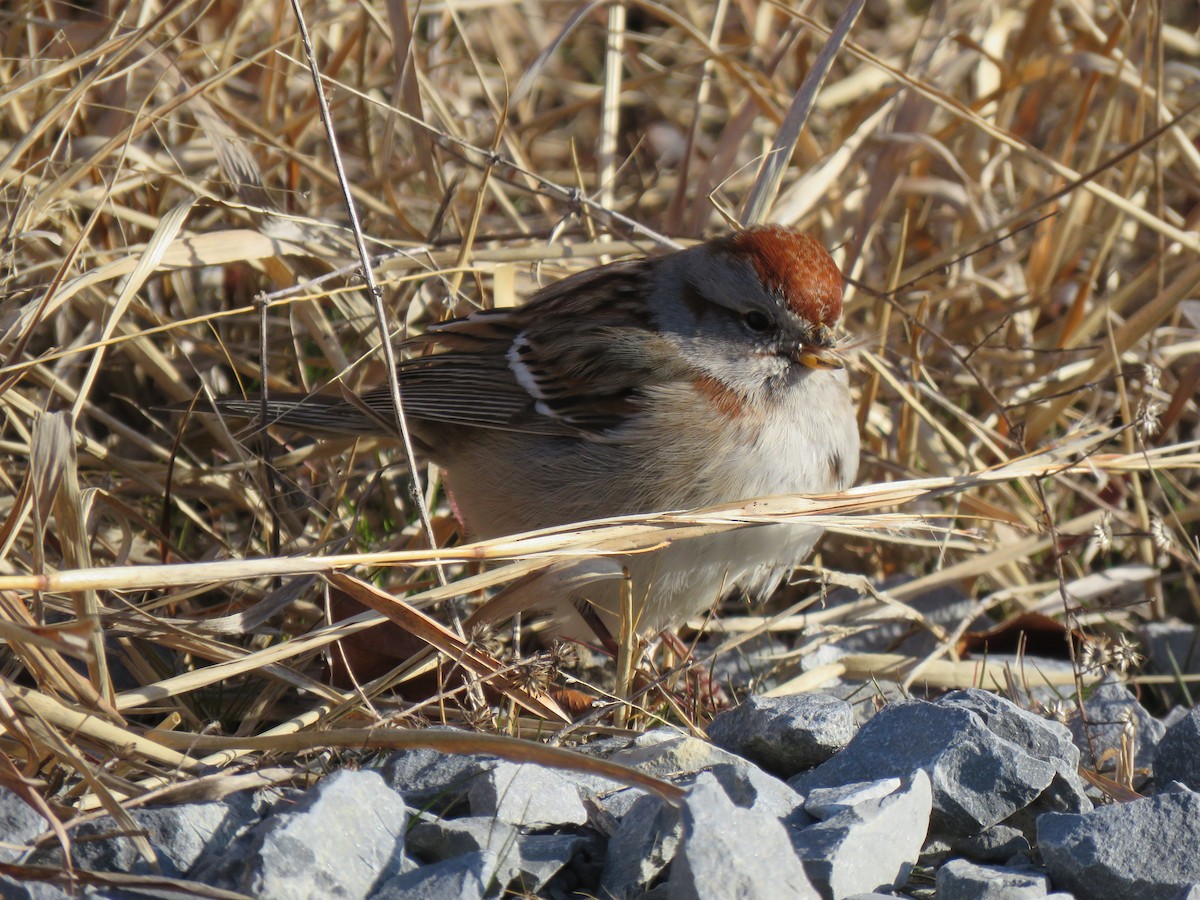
[387,258,691,437]
[211,395,389,434]
[360,353,565,434]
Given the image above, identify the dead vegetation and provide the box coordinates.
[0,0,1198,851]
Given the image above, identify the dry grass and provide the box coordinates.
[1,0,1199,851]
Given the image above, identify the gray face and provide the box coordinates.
[650,249,832,397]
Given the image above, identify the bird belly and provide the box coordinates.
[440,369,858,636]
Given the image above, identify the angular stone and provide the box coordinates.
[1153,707,1200,791]
[1038,787,1200,900]
[935,858,1050,899]
[938,689,1092,819]
[0,788,47,864]
[1141,621,1200,677]
[669,773,819,900]
[372,849,493,900]
[70,794,257,877]
[599,757,801,897]
[467,761,588,829]
[792,700,1056,837]
[380,746,495,815]
[406,814,592,894]
[937,690,1078,767]
[190,769,407,899]
[791,771,932,898]
[610,729,747,779]
[595,784,651,821]
[804,779,902,819]
[705,762,804,821]
[706,693,856,776]
[943,824,1031,864]
[1065,678,1164,784]
[601,795,681,898]
[406,814,519,866]
[513,831,601,894]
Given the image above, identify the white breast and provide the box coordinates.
[443,368,859,638]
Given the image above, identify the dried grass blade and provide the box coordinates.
[0,615,94,661]
[148,726,686,806]
[0,436,1171,597]
[0,865,254,900]
[741,0,865,226]
[327,572,571,723]
[596,2,626,215]
[3,679,205,774]
[1027,261,1200,441]
[0,230,308,356]
[72,202,196,420]
[40,412,111,703]
[831,652,1095,691]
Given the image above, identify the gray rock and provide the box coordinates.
[937,690,1078,767]
[1141,621,1200,676]
[804,779,902,819]
[0,876,73,899]
[406,813,592,893]
[595,784,652,821]
[372,849,493,900]
[190,769,407,899]
[669,773,819,899]
[935,858,1050,899]
[938,689,1092,819]
[600,759,802,897]
[406,814,520,866]
[1153,707,1200,791]
[609,729,747,779]
[68,795,257,877]
[513,832,601,894]
[595,730,748,820]
[707,693,856,776]
[791,700,1057,837]
[945,824,1031,864]
[601,795,681,898]
[1066,677,1164,783]
[0,788,47,863]
[1038,787,1200,900]
[572,735,636,758]
[381,745,495,815]
[791,770,931,898]
[820,677,911,725]
[1022,766,1093,817]
[565,741,650,821]
[606,729,803,816]
[467,761,587,828]
[1162,706,1191,729]
[705,762,804,821]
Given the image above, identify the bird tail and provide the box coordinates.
[207,394,395,436]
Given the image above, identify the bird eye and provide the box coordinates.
[743,310,772,332]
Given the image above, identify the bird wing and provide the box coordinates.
[372,258,690,437]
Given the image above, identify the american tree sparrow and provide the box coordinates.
[218,225,860,639]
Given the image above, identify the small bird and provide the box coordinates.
[218,225,860,639]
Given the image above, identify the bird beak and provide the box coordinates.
[794,345,844,370]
